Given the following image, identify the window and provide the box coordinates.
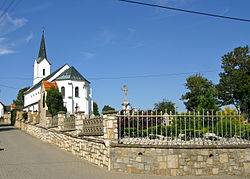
[75,87,79,97]
[43,94,45,108]
[61,87,65,98]
[43,69,45,76]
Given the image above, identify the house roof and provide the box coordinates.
[54,66,90,83]
[25,64,68,94]
[36,32,51,65]
[4,106,11,112]
[42,81,58,91]
[0,101,5,108]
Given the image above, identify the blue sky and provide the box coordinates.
[0,0,249,112]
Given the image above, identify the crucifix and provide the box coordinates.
[122,85,128,102]
[75,103,79,112]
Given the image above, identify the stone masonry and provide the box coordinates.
[12,110,250,177]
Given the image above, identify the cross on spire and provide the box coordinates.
[42,26,45,34]
[38,28,47,59]
[122,85,128,103]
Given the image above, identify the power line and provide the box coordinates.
[0,0,15,22]
[88,70,222,80]
[8,0,23,15]
[120,0,250,22]
[0,70,222,81]
[0,84,19,90]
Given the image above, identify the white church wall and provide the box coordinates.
[0,103,4,117]
[24,87,41,111]
[56,80,92,115]
[33,58,51,85]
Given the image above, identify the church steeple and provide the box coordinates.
[33,30,51,86]
[38,30,47,59]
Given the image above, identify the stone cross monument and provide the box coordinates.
[122,85,131,113]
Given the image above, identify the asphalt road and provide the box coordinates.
[0,123,247,179]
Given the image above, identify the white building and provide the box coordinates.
[0,102,4,118]
[23,32,93,115]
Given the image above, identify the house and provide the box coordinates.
[0,102,4,117]
[23,32,93,116]
[0,102,11,118]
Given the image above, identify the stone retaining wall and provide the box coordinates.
[110,144,250,176]
[14,118,250,177]
[16,121,110,169]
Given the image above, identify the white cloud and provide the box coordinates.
[0,12,27,36]
[82,52,95,60]
[128,28,136,33]
[101,28,116,44]
[0,38,15,55]
[222,8,229,15]
[131,42,144,49]
[25,32,33,43]
[0,12,27,55]
[0,48,15,55]
[152,0,191,6]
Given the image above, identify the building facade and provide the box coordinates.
[23,32,93,116]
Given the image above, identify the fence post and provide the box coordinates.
[75,111,85,135]
[58,111,66,130]
[45,114,52,128]
[27,110,33,123]
[103,110,118,146]
[33,111,38,124]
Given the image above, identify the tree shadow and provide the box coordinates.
[0,123,17,132]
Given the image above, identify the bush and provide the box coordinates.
[11,109,17,125]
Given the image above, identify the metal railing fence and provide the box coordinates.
[117,110,249,145]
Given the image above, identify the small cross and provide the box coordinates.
[42,26,45,34]
[122,85,128,102]
[75,103,79,112]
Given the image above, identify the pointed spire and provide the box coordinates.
[38,30,47,59]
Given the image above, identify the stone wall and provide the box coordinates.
[110,144,250,176]
[13,110,250,177]
[17,121,110,169]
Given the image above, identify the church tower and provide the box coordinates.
[33,31,51,85]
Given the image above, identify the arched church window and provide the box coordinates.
[43,94,45,108]
[75,87,79,97]
[43,69,45,76]
[61,87,65,98]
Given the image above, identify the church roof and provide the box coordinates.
[42,81,58,91]
[25,64,67,94]
[54,66,90,83]
[36,32,51,64]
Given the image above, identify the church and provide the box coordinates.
[23,32,93,116]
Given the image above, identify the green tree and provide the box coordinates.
[181,74,219,112]
[154,99,176,114]
[13,87,30,106]
[217,46,250,115]
[10,109,17,125]
[46,86,66,117]
[93,102,100,116]
[102,105,115,113]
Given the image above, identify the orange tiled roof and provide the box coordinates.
[11,104,15,108]
[42,81,58,91]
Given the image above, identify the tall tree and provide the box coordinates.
[46,86,66,117]
[217,46,250,114]
[93,102,100,116]
[102,105,115,113]
[181,74,219,112]
[13,87,30,106]
[154,99,176,114]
